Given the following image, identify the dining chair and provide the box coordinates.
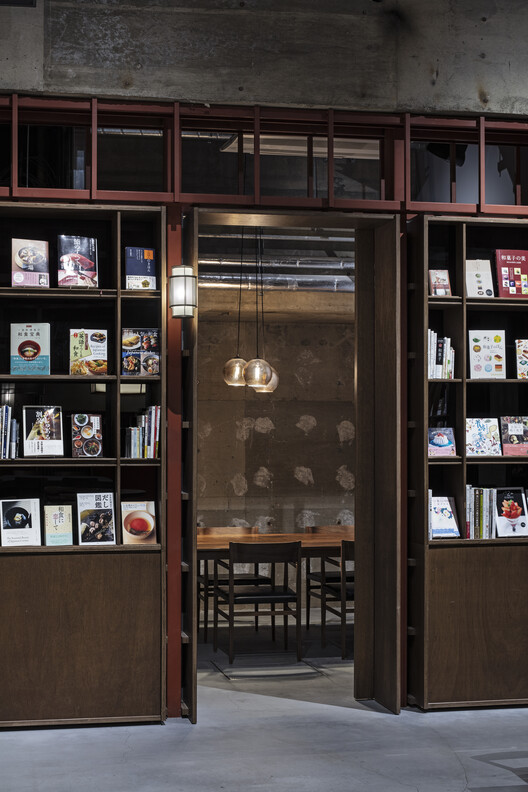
[212,541,302,664]
[304,525,354,630]
[320,539,355,659]
[197,525,270,642]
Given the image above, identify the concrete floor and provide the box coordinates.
[2,624,528,792]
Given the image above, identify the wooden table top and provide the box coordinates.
[197,526,354,553]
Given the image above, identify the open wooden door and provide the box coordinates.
[354,216,402,713]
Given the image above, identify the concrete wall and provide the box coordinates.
[1,1,528,117]
[197,318,355,532]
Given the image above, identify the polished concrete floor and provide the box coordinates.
[2,622,528,791]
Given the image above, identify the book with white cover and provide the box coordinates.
[466,418,502,456]
[430,496,460,538]
[495,488,528,537]
[466,259,495,298]
[0,498,41,546]
[468,330,506,379]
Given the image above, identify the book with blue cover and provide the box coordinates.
[125,247,157,290]
[10,323,50,375]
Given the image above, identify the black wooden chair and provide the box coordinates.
[304,525,353,630]
[197,526,271,642]
[212,541,302,664]
[320,539,355,659]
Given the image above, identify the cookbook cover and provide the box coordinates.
[58,235,98,287]
[495,249,528,297]
[125,247,157,290]
[70,329,108,375]
[428,269,452,297]
[516,339,528,379]
[77,492,116,545]
[22,406,64,457]
[11,238,49,288]
[43,504,73,546]
[10,323,50,375]
[466,417,502,456]
[499,416,528,456]
[122,328,159,376]
[495,488,528,537]
[71,413,103,458]
[428,427,457,457]
[121,501,157,545]
[430,496,460,538]
[0,498,41,547]
[468,330,506,379]
[465,259,495,298]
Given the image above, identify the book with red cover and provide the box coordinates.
[495,249,528,298]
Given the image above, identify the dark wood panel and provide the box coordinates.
[427,546,528,705]
[0,553,162,723]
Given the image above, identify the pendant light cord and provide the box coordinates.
[236,228,244,358]
[259,228,266,361]
[255,227,260,358]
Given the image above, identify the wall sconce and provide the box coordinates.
[169,266,197,318]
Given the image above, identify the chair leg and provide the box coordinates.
[341,596,346,660]
[203,564,209,643]
[283,608,288,651]
[321,585,327,648]
[305,559,311,630]
[296,607,302,662]
[228,600,234,664]
[255,603,259,632]
[271,603,276,641]
[213,587,218,653]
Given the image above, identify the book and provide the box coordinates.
[122,328,159,376]
[77,492,116,544]
[428,269,452,297]
[44,505,73,546]
[58,235,98,287]
[22,406,64,457]
[10,323,50,375]
[70,329,108,375]
[495,249,528,298]
[468,330,505,379]
[125,247,157,290]
[515,339,528,379]
[11,238,49,288]
[72,413,103,458]
[0,498,41,546]
[466,418,502,456]
[429,496,460,538]
[121,501,157,544]
[494,488,528,537]
[428,427,457,457]
[500,417,528,456]
[465,259,495,298]
[124,406,160,458]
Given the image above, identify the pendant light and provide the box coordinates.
[244,228,273,389]
[253,228,278,392]
[223,228,247,386]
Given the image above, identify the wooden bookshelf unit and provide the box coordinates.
[0,203,167,726]
[407,216,528,709]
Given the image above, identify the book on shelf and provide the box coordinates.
[121,501,157,544]
[122,328,159,376]
[465,259,495,298]
[495,249,528,298]
[10,323,50,375]
[11,238,49,288]
[465,486,496,539]
[466,417,502,456]
[0,498,41,547]
[468,330,505,379]
[428,269,452,297]
[125,247,157,290]
[72,413,103,458]
[428,494,460,538]
[500,417,528,456]
[0,405,19,460]
[428,330,455,379]
[515,339,528,379]
[43,505,73,546]
[428,427,457,457]
[70,329,108,376]
[124,406,160,459]
[57,235,98,287]
[77,492,116,545]
[22,406,64,457]
[495,488,528,537]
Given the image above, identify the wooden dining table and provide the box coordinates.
[197,526,355,562]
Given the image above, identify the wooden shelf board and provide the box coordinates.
[467,379,528,384]
[428,378,462,383]
[427,457,462,465]
[0,375,117,382]
[467,297,528,309]
[466,456,528,463]
[0,288,117,299]
[0,457,118,466]
[0,544,162,554]
[428,297,463,307]
[429,537,528,547]
[120,459,161,465]
[121,290,161,299]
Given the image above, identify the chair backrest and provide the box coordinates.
[197,525,259,536]
[304,525,354,536]
[229,541,301,566]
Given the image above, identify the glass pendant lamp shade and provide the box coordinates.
[223,357,247,386]
[255,366,279,393]
[244,358,273,388]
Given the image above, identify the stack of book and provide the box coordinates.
[124,406,160,459]
[0,405,18,459]
[428,330,455,379]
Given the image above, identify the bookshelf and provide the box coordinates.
[407,216,528,709]
[0,203,167,725]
